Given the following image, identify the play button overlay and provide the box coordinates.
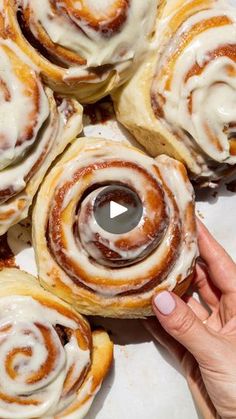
[110,201,128,219]
[94,185,143,234]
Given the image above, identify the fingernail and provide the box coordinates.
[154,291,176,315]
[196,256,206,267]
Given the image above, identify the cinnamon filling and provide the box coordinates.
[54,324,72,346]
[45,157,187,296]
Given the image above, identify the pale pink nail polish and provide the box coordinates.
[154,291,176,315]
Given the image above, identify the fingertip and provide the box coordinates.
[196,217,205,231]
[196,218,209,242]
[153,288,220,365]
[194,261,208,281]
[196,257,207,269]
[153,291,176,316]
[196,217,204,229]
[196,220,222,262]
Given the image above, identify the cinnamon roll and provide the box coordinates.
[0,39,82,236]
[33,138,198,318]
[0,268,113,418]
[113,0,236,185]
[4,0,158,103]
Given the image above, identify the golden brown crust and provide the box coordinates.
[112,0,236,184]
[33,137,198,318]
[3,0,157,103]
[58,330,113,418]
[173,271,195,297]
[0,40,83,236]
[0,268,113,418]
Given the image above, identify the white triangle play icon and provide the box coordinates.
[110,201,128,219]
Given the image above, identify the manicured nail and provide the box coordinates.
[154,291,176,315]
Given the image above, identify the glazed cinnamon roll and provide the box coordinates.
[4,0,158,103]
[0,39,82,236]
[113,0,236,185]
[0,268,113,418]
[33,138,198,318]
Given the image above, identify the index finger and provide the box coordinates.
[197,219,236,294]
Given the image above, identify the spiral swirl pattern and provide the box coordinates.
[33,138,198,318]
[3,0,157,102]
[0,39,82,235]
[151,0,236,181]
[0,268,113,419]
[113,0,236,184]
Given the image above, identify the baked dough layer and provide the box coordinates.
[113,0,236,185]
[33,137,198,318]
[0,268,113,418]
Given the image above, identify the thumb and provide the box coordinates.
[153,291,219,366]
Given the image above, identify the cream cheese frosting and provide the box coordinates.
[24,0,157,69]
[112,0,236,183]
[2,0,158,102]
[152,0,236,170]
[0,38,83,235]
[0,268,113,419]
[33,138,198,317]
[0,295,90,418]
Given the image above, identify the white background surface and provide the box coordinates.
[7,108,236,419]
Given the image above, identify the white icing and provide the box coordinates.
[154,155,198,289]
[46,140,198,297]
[0,38,83,235]
[0,39,50,193]
[58,378,100,419]
[78,181,155,266]
[0,295,90,418]
[21,0,157,73]
[0,44,49,171]
[152,0,236,168]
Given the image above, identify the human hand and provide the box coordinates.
[144,220,236,419]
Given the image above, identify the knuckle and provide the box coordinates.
[171,310,196,337]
